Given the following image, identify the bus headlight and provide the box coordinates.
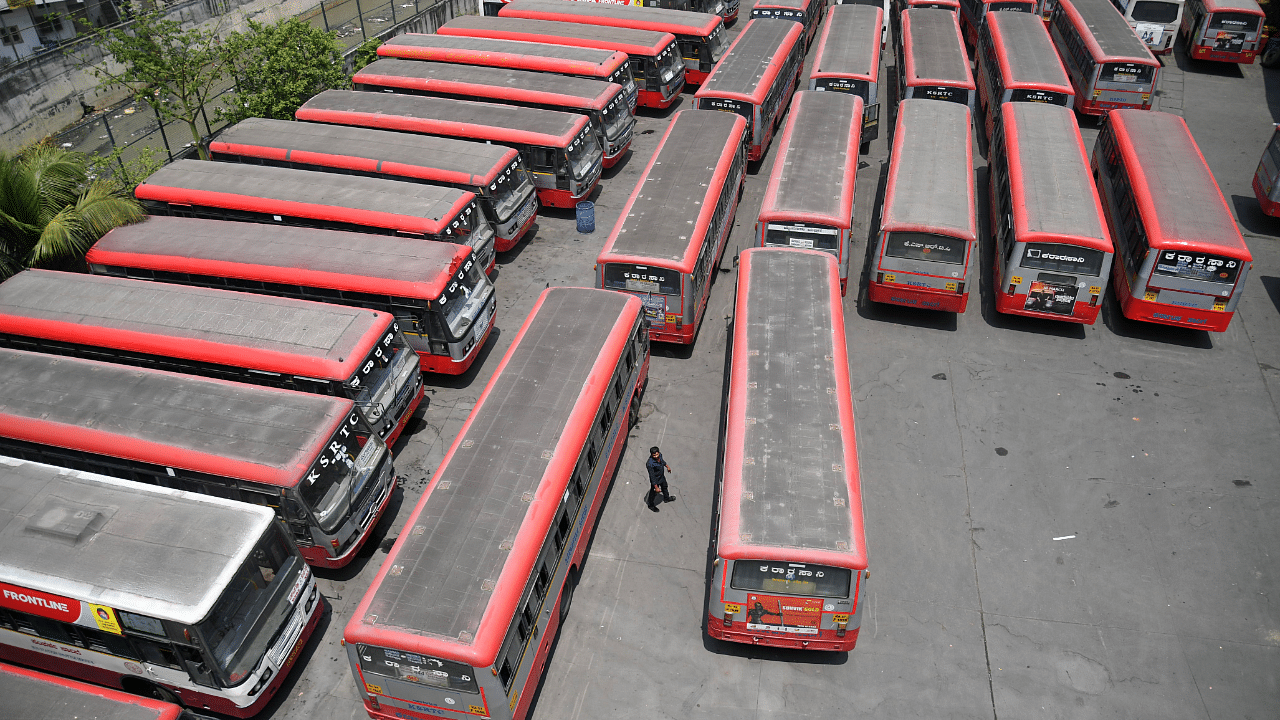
[248,667,274,696]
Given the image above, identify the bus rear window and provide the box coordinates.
[1208,12,1261,31]
[602,263,681,295]
[884,232,968,265]
[1131,1,1180,23]
[765,223,839,251]
[1101,62,1155,84]
[1020,243,1105,276]
[988,2,1034,11]
[1152,250,1243,284]
[356,645,479,693]
[731,561,852,598]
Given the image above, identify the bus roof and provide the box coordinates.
[501,0,722,34]
[882,100,976,239]
[987,12,1072,91]
[752,0,817,10]
[346,288,641,665]
[377,33,630,76]
[695,19,803,103]
[212,117,520,188]
[1059,0,1158,63]
[354,58,621,111]
[0,269,390,380]
[721,249,865,568]
[810,5,883,81]
[0,456,274,625]
[1109,110,1250,256]
[599,109,746,269]
[758,91,862,228]
[1004,103,1110,249]
[0,348,352,488]
[88,217,470,300]
[1200,0,1265,13]
[0,662,183,720]
[297,89,591,149]
[903,9,974,85]
[135,160,475,236]
[439,15,677,56]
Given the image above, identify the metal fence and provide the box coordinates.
[298,0,473,51]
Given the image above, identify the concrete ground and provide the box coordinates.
[260,6,1280,720]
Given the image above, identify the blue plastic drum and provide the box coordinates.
[576,201,595,233]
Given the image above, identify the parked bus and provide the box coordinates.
[1179,0,1264,62]
[546,0,738,22]
[756,91,863,296]
[891,0,961,41]
[1092,110,1252,331]
[868,100,976,312]
[353,58,635,169]
[809,5,883,145]
[86,218,495,376]
[1110,0,1184,54]
[597,110,746,343]
[694,19,804,162]
[437,15,685,109]
[1252,123,1280,217]
[296,90,601,211]
[135,160,497,273]
[837,0,891,41]
[975,11,1074,143]
[0,270,423,444]
[749,0,827,48]
[344,287,649,720]
[0,457,323,716]
[959,0,1035,48]
[898,9,977,108]
[0,348,397,569]
[376,33,638,110]
[709,248,867,651]
[1048,0,1159,115]
[499,0,728,85]
[988,103,1113,323]
[210,119,538,252]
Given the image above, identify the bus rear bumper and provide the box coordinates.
[707,617,860,651]
[649,324,695,345]
[869,282,968,312]
[1191,45,1257,63]
[1118,295,1233,332]
[995,292,1099,324]
[1252,174,1280,217]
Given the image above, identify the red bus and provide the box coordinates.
[597,110,746,343]
[1179,0,1265,62]
[296,89,601,211]
[1093,110,1252,331]
[499,0,728,85]
[750,0,828,48]
[353,58,635,169]
[694,19,804,162]
[1252,123,1280,217]
[1048,0,1159,115]
[0,347,398,569]
[0,459,322,717]
[869,99,976,312]
[898,9,977,108]
[890,0,960,42]
[988,103,1113,323]
[537,0,739,22]
[809,4,884,145]
[975,11,1074,143]
[959,0,1036,48]
[376,33,638,110]
[87,217,495,376]
[0,269,424,444]
[710,247,867,651]
[344,287,649,720]
[438,15,685,109]
[210,118,538,253]
[756,91,863,296]
[135,159,497,272]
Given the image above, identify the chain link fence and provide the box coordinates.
[298,0,472,51]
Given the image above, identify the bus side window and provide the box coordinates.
[533,564,551,601]
[75,625,140,660]
[554,509,572,552]
[532,147,555,170]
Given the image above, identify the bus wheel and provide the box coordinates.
[123,678,181,706]
[560,568,579,622]
[1261,37,1280,68]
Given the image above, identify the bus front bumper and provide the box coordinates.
[707,615,860,652]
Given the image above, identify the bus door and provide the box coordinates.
[1252,124,1280,216]
[998,241,1112,320]
[872,231,974,311]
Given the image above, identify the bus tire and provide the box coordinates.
[123,678,181,706]
[560,568,579,622]
[1261,38,1280,68]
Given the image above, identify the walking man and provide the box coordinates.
[646,446,673,512]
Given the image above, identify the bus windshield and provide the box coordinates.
[346,325,414,426]
[1131,0,1180,23]
[566,132,600,180]
[1101,62,1156,84]
[442,202,481,243]
[1151,249,1243,285]
[1208,11,1260,31]
[490,162,535,223]
[441,256,493,338]
[707,24,728,62]
[730,560,853,598]
[196,524,304,686]
[658,44,684,83]
[765,223,840,251]
[609,65,637,97]
[989,2,1033,11]
[601,95,631,140]
[300,416,384,533]
[1020,243,1105,276]
[884,232,968,264]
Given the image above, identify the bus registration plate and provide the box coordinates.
[788,237,814,249]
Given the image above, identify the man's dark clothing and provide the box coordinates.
[646,454,671,508]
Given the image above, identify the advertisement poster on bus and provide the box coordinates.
[743,595,823,634]
[1023,278,1078,315]
[641,295,666,327]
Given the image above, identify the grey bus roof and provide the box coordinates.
[0,269,380,369]
[504,0,719,28]
[700,19,798,97]
[884,100,973,235]
[0,662,173,720]
[1066,0,1156,59]
[359,57,619,104]
[1008,103,1106,241]
[215,118,517,186]
[382,32,628,67]
[141,159,472,221]
[0,348,346,483]
[363,288,633,645]
[737,251,857,554]
[0,456,273,624]
[444,15,676,50]
[766,92,860,221]
[753,0,811,9]
[607,110,742,262]
[1203,0,1264,12]
[301,89,586,141]
[904,9,969,82]
[812,5,881,78]
[990,12,1072,87]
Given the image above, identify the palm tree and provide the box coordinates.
[0,145,146,281]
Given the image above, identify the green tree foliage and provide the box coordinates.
[352,37,383,75]
[0,146,145,280]
[89,10,231,160]
[219,18,348,126]
[87,145,166,194]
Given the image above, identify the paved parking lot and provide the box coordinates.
[266,8,1280,720]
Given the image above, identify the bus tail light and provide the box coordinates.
[1007,283,1017,295]
[723,611,733,627]
[955,282,965,295]
[369,696,381,711]
[876,272,884,284]
[1090,293,1100,307]
[836,621,847,637]
[330,539,341,550]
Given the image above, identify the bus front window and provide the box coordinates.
[1130,0,1180,23]
[490,162,535,223]
[658,45,684,83]
[439,256,494,340]
[611,66,638,98]
[989,1,1034,11]
[707,25,728,63]
[346,324,415,430]
[601,96,632,140]
[197,525,304,687]
[566,133,600,180]
[300,415,385,534]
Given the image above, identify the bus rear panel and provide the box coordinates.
[1180,0,1264,63]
